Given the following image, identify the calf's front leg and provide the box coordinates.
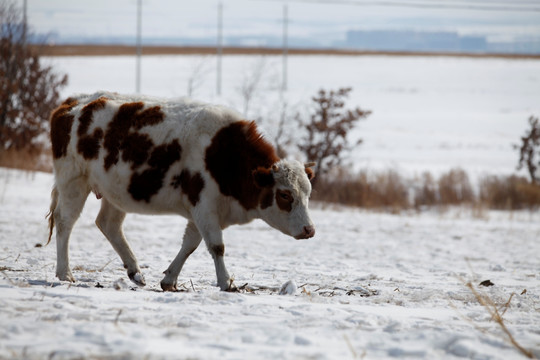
[161,221,202,291]
[197,220,236,292]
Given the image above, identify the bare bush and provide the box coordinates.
[515,116,540,184]
[260,97,302,159]
[313,168,409,211]
[186,56,210,97]
[479,174,540,210]
[438,168,474,205]
[312,167,540,211]
[0,0,67,154]
[311,167,366,206]
[0,146,51,171]
[297,87,371,184]
[236,57,278,119]
[414,172,438,208]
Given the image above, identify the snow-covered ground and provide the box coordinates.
[1,168,539,359]
[1,54,538,359]
[44,54,540,180]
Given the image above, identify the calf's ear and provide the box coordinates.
[305,162,316,182]
[252,167,275,188]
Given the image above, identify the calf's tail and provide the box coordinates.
[46,185,59,245]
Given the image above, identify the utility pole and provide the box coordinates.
[217,1,223,96]
[135,0,142,94]
[22,0,27,43]
[282,3,288,92]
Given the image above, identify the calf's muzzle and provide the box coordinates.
[295,225,315,240]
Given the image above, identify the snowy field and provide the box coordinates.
[44,54,540,179]
[1,168,540,359]
[1,54,539,359]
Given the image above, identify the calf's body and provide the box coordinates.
[47,92,315,291]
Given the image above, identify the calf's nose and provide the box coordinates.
[304,225,315,238]
[296,225,315,239]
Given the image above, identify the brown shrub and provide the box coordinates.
[368,170,409,210]
[311,168,364,206]
[297,88,371,184]
[312,168,409,211]
[479,175,540,210]
[515,116,540,184]
[413,172,438,208]
[438,168,474,205]
[0,147,52,172]
[311,167,540,211]
[0,1,67,153]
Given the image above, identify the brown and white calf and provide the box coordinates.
[47,91,315,291]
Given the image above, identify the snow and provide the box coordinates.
[1,168,539,359]
[1,54,539,359]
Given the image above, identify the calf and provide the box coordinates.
[47,92,315,291]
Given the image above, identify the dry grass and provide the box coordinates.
[34,44,540,60]
[312,168,409,212]
[462,280,535,359]
[313,167,540,211]
[413,172,438,208]
[479,175,540,210]
[438,168,474,205]
[0,148,52,172]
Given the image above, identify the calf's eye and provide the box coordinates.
[277,190,293,202]
[275,190,294,212]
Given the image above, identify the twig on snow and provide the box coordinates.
[454,274,535,359]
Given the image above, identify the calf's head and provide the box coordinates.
[253,159,315,239]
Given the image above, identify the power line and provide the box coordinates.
[254,0,540,12]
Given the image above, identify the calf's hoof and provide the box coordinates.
[128,271,146,287]
[57,271,75,283]
[222,280,238,292]
[160,280,178,292]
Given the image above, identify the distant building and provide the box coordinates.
[345,30,487,53]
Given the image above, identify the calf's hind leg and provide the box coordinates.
[53,177,90,282]
[96,199,145,286]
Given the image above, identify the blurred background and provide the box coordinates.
[2,0,540,210]
[26,0,540,52]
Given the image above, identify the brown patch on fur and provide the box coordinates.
[129,169,164,202]
[77,97,108,136]
[50,98,78,159]
[104,102,144,170]
[148,140,181,169]
[76,97,108,159]
[211,244,225,257]
[260,188,274,209]
[276,189,293,212]
[77,128,104,159]
[171,170,205,206]
[121,133,153,169]
[132,106,165,130]
[103,102,165,170]
[128,140,182,202]
[205,121,280,210]
[61,97,77,106]
[253,166,275,188]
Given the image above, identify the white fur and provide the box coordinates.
[50,92,315,291]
